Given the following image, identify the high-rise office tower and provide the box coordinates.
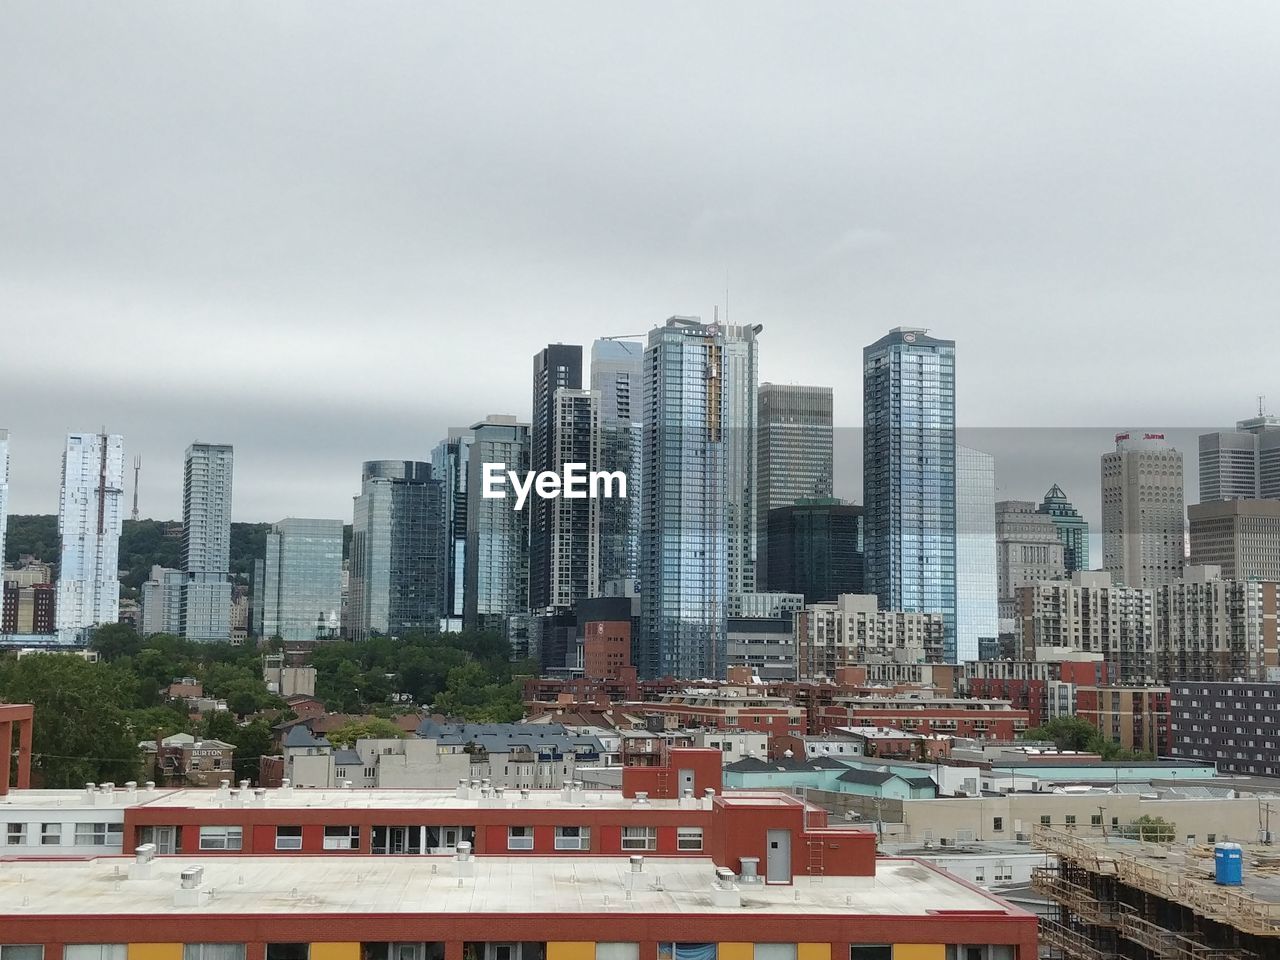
[464,416,530,635]
[1198,412,1280,502]
[529,344,584,611]
[1188,499,1280,581]
[140,565,184,636]
[350,460,446,641]
[955,445,997,663]
[1101,432,1185,589]
[863,328,957,658]
[180,443,234,642]
[431,428,474,631]
[543,388,601,611]
[640,317,734,679]
[0,429,9,569]
[591,339,643,585]
[996,500,1066,619]
[756,384,834,588]
[765,498,862,602]
[721,321,762,613]
[1038,483,1090,573]
[260,518,344,642]
[55,432,125,633]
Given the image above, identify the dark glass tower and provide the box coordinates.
[765,498,862,602]
[529,344,583,611]
[1038,483,1090,574]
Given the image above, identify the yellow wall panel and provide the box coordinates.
[797,944,830,960]
[548,943,597,960]
[893,946,944,960]
[128,945,182,960]
[311,944,361,960]
[718,943,753,960]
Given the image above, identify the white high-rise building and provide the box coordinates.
[0,429,9,571]
[56,432,125,633]
[722,322,762,615]
[181,442,234,641]
[1101,432,1185,589]
[955,445,998,663]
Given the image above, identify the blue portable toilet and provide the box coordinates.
[1215,842,1243,886]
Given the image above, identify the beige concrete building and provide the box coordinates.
[1188,497,1280,581]
[995,500,1066,619]
[1101,433,1185,588]
[794,593,944,681]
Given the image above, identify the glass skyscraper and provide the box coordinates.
[756,384,834,589]
[764,498,862,601]
[639,317,730,679]
[349,460,446,640]
[955,444,997,663]
[529,344,583,611]
[591,338,644,586]
[1038,483,1090,573]
[431,428,474,631]
[863,327,957,659]
[463,416,530,635]
[260,518,344,642]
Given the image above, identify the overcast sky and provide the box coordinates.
[3,3,1278,539]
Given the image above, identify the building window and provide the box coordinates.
[554,826,590,850]
[1091,815,1102,826]
[324,826,360,850]
[849,949,892,960]
[1039,816,1050,827]
[275,826,304,851]
[992,817,1003,832]
[198,826,243,850]
[659,946,716,960]
[622,826,657,851]
[40,823,61,845]
[265,946,309,960]
[64,948,127,960]
[6,823,26,845]
[677,827,704,851]
[364,767,376,779]
[973,868,984,882]
[508,826,535,850]
[596,946,639,960]
[753,947,796,960]
[74,822,124,846]
[183,947,246,960]
[0,948,43,960]
[1065,815,1076,826]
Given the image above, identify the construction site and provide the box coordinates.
[1033,825,1280,959]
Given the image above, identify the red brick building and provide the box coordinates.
[814,696,1030,740]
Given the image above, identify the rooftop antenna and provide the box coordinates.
[131,455,141,521]
[1261,394,1268,417]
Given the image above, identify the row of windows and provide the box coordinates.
[193,825,706,853]
[5,822,122,846]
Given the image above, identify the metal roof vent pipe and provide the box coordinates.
[680,788,696,809]
[83,782,96,802]
[124,781,139,803]
[634,791,649,806]
[455,840,475,878]
[520,789,530,803]
[702,787,716,810]
[457,778,469,800]
[129,843,157,880]
[710,866,741,908]
[175,866,209,907]
[739,857,761,884]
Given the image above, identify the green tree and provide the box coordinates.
[433,662,523,722]
[0,654,142,787]
[90,623,145,662]
[1022,716,1154,761]
[227,718,275,783]
[326,716,408,746]
[1129,815,1175,842]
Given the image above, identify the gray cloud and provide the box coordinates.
[3,2,1278,525]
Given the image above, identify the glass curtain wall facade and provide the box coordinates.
[464,416,530,635]
[261,518,344,642]
[955,444,997,663]
[591,339,644,586]
[721,323,762,614]
[431,429,474,631]
[544,388,601,609]
[349,460,446,641]
[756,384,834,589]
[765,499,862,602]
[529,344,583,611]
[640,317,729,680]
[56,432,125,632]
[863,328,957,659]
[1037,483,1090,574]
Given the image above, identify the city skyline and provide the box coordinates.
[3,5,1279,525]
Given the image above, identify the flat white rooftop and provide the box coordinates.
[132,788,807,812]
[0,855,1022,916]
